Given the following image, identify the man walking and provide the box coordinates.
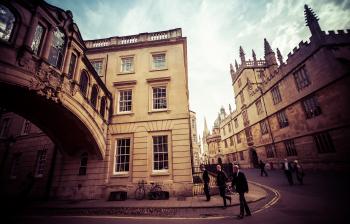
[231,165,251,219]
[282,158,294,185]
[216,165,231,209]
[259,160,268,176]
[270,162,275,171]
[201,165,210,201]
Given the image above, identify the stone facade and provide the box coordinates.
[190,111,201,167]
[209,5,350,171]
[0,0,192,200]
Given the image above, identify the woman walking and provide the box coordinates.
[294,160,304,185]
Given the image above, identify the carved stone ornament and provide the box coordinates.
[29,62,78,103]
[18,49,32,67]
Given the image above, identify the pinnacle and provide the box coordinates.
[304,4,319,26]
[264,38,273,55]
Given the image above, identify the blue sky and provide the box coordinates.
[47,0,350,152]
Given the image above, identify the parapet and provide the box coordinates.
[84,28,182,48]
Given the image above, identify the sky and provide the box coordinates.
[47,0,350,153]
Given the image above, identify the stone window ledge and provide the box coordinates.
[148,109,171,114]
[151,172,170,176]
[150,68,168,72]
[111,174,130,178]
[114,112,134,116]
[117,71,135,75]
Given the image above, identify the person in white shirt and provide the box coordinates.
[282,158,294,185]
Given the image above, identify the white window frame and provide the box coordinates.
[118,90,132,113]
[35,150,47,177]
[114,138,131,174]
[21,119,30,135]
[152,87,167,110]
[91,60,103,75]
[147,77,171,113]
[152,54,166,69]
[121,58,134,72]
[113,81,136,115]
[150,51,167,71]
[148,131,172,175]
[152,135,169,172]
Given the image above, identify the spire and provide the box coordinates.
[204,116,208,131]
[277,48,283,65]
[304,5,322,37]
[235,59,239,70]
[230,63,234,74]
[239,46,246,63]
[218,112,221,122]
[229,104,232,113]
[264,38,273,56]
[252,50,257,62]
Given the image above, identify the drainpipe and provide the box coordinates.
[104,54,108,84]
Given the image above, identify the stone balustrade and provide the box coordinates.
[85,28,182,48]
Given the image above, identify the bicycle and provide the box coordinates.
[135,180,162,200]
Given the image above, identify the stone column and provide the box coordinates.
[23,12,41,50]
[62,46,73,75]
[73,54,83,82]
[41,26,56,61]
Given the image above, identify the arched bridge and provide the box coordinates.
[0,1,111,160]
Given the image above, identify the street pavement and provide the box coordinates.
[2,168,349,224]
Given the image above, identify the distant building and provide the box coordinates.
[210,5,350,171]
[190,111,201,167]
[0,0,192,200]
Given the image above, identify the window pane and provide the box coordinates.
[31,23,45,55]
[0,5,15,42]
[48,28,66,70]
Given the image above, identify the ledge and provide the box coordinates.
[149,68,168,72]
[146,76,171,83]
[111,174,130,178]
[117,71,135,75]
[148,109,171,114]
[151,172,170,176]
[113,112,134,117]
[113,80,137,86]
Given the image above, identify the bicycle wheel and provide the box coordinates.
[135,187,145,200]
[151,186,162,200]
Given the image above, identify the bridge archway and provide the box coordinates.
[0,81,106,160]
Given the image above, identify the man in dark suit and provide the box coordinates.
[231,165,251,219]
[282,158,294,185]
[259,160,268,176]
[216,165,231,209]
[201,164,210,201]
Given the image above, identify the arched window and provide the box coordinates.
[90,85,98,108]
[0,4,16,42]
[79,152,88,175]
[79,71,88,96]
[48,27,66,70]
[100,97,106,118]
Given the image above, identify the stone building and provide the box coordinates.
[0,0,192,200]
[213,5,350,171]
[190,111,201,167]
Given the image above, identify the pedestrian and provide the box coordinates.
[200,164,211,201]
[282,158,294,185]
[19,171,36,202]
[293,160,304,185]
[216,165,231,209]
[270,162,275,171]
[231,165,251,219]
[259,160,268,176]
